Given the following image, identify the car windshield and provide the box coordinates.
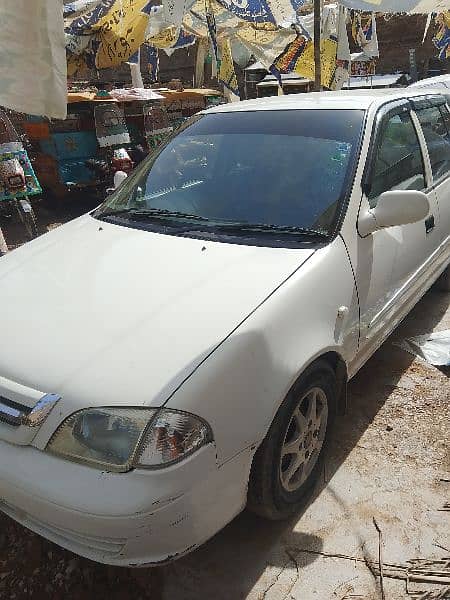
[95,109,364,241]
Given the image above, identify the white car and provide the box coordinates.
[409,75,450,106]
[409,74,450,92]
[0,90,449,567]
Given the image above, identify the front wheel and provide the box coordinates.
[16,197,38,240]
[247,361,337,520]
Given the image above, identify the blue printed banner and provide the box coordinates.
[216,0,305,25]
[216,0,275,24]
[145,45,160,82]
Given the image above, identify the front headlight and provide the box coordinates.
[47,407,212,472]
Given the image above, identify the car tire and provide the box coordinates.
[436,263,450,292]
[247,360,337,520]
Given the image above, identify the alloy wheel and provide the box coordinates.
[279,387,328,492]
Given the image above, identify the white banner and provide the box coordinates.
[164,0,188,29]
[235,26,297,70]
[339,0,449,13]
[0,0,67,119]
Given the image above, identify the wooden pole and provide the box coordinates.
[313,0,321,91]
[0,227,8,255]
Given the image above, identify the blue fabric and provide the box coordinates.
[171,30,196,50]
[206,5,219,62]
[38,138,58,158]
[144,45,159,83]
[65,0,116,34]
[127,50,140,64]
[216,0,275,24]
[41,131,98,160]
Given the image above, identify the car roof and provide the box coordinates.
[409,74,450,89]
[203,88,446,114]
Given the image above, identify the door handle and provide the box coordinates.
[425,214,435,234]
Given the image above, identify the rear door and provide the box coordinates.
[412,96,450,268]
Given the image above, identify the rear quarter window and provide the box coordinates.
[415,104,450,183]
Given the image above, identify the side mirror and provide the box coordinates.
[358,190,430,236]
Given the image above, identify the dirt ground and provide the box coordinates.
[0,197,449,600]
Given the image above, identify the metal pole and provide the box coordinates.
[313,0,321,91]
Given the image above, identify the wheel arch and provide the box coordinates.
[277,350,348,422]
[251,349,349,458]
[247,350,347,519]
[317,351,348,416]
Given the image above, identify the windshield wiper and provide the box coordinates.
[208,222,329,238]
[98,207,209,222]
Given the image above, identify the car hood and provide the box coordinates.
[0,215,315,410]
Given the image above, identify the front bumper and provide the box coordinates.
[0,439,253,566]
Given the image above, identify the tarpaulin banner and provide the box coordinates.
[339,0,449,13]
[218,38,239,96]
[145,45,160,82]
[148,25,179,48]
[270,33,338,88]
[127,49,141,64]
[433,11,450,59]
[65,0,152,68]
[172,29,197,48]
[351,12,378,57]
[294,37,338,89]
[67,52,90,78]
[188,0,243,36]
[206,0,220,65]
[94,0,152,68]
[65,0,116,34]
[63,0,101,18]
[216,0,305,25]
[270,35,309,83]
[164,0,188,29]
[0,0,67,119]
[162,29,196,55]
[147,24,195,52]
[235,25,297,69]
[216,0,275,24]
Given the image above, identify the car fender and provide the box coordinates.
[165,235,359,464]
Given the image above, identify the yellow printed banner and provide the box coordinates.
[147,26,179,49]
[94,0,151,68]
[294,38,337,89]
[218,39,239,96]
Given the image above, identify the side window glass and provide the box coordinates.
[439,104,450,133]
[368,112,426,207]
[416,105,450,182]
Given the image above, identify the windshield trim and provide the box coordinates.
[91,214,329,249]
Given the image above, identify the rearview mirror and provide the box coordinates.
[358,190,430,236]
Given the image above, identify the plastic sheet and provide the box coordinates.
[394,330,450,366]
[0,0,67,119]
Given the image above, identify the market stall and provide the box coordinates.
[19,86,222,198]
